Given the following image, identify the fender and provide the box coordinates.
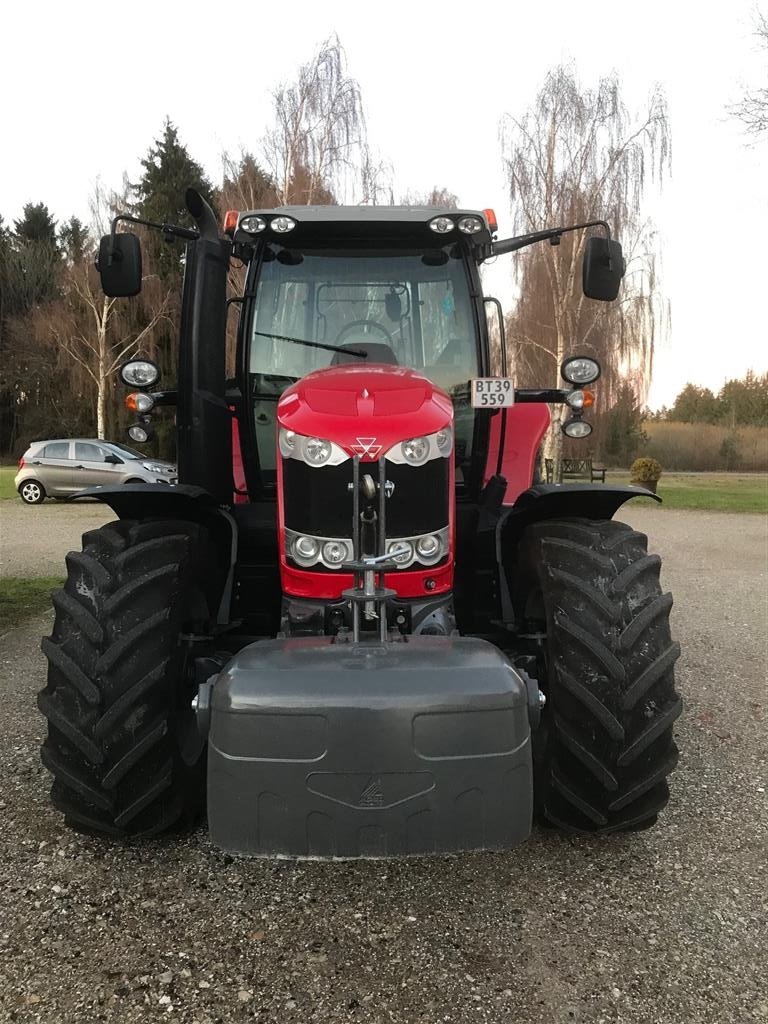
[494,483,660,627]
[72,484,237,626]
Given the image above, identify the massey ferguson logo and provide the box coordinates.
[351,437,382,458]
[358,776,384,807]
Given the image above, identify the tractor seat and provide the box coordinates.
[331,342,399,365]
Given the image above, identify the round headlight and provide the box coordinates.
[429,216,454,234]
[120,359,160,388]
[562,418,593,438]
[457,216,484,234]
[561,356,601,385]
[304,437,332,466]
[240,215,266,233]
[291,535,320,563]
[401,436,430,465]
[128,423,151,443]
[565,390,585,410]
[271,216,296,233]
[416,534,442,561]
[322,540,349,566]
[278,427,296,457]
[388,540,414,565]
[436,428,453,455]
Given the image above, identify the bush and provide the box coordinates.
[642,422,768,471]
[630,457,662,482]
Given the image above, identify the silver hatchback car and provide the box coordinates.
[15,439,177,504]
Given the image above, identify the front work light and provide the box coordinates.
[240,215,266,233]
[128,423,153,443]
[458,216,484,234]
[429,216,454,234]
[562,418,593,439]
[561,356,601,385]
[271,216,296,233]
[120,359,160,388]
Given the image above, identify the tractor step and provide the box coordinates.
[206,635,532,858]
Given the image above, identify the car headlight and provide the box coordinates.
[561,356,601,385]
[290,534,321,566]
[401,437,430,465]
[416,534,442,561]
[142,462,170,473]
[387,540,414,565]
[279,429,349,467]
[385,427,453,466]
[322,540,352,567]
[305,437,332,466]
[385,529,449,569]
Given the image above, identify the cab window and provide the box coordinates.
[43,442,71,460]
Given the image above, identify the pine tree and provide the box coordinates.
[133,120,215,279]
[60,217,89,264]
[14,203,59,247]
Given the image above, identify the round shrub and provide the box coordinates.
[630,456,663,482]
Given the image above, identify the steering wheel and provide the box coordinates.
[335,319,393,346]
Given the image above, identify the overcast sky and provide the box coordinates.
[2,0,766,408]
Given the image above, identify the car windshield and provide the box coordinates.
[249,244,478,392]
[105,443,144,460]
[247,244,480,486]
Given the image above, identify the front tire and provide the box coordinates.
[517,518,682,834]
[39,518,216,837]
[20,480,46,504]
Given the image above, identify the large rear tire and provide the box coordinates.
[39,519,216,837]
[517,518,682,834]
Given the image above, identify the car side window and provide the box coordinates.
[43,442,71,460]
[75,442,105,462]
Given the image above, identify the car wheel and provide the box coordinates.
[20,480,46,504]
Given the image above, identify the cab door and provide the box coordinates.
[73,442,120,488]
[37,441,76,495]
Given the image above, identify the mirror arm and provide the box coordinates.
[105,214,199,266]
[485,219,612,261]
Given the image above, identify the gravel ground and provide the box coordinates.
[0,501,115,578]
[0,504,766,1023]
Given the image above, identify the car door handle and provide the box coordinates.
[74,465,85,470]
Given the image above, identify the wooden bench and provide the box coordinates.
[544,457,607,483]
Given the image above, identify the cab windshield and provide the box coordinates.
[247,244,480,484]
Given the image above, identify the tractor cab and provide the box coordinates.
[236,206,494,500]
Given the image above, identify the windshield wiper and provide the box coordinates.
[253,331,367,359]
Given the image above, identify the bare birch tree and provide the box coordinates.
[35,259,171,437]
[500,67,670,463]
[729,9,768,136]
[32,185,172,438]
[263,36,369,205]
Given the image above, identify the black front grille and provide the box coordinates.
[282,457,449,539]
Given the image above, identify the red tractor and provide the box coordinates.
[38,193,681,856]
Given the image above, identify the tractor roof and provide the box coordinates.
[229,206,495,248]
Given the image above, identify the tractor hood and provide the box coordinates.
[277,364,454,459]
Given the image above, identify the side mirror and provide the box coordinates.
[96,233,142,297]
[583,236,625,301]
[103,453,122,464]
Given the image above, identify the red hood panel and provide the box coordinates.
[278,365,453,457]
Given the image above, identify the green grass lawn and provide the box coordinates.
[0,465,17,499]
[0,578,62,632]
[612,472,768,514]
[2,462,766,513]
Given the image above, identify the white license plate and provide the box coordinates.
[470,378,516,408]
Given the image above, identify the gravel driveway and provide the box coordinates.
[0,503,766,1023]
